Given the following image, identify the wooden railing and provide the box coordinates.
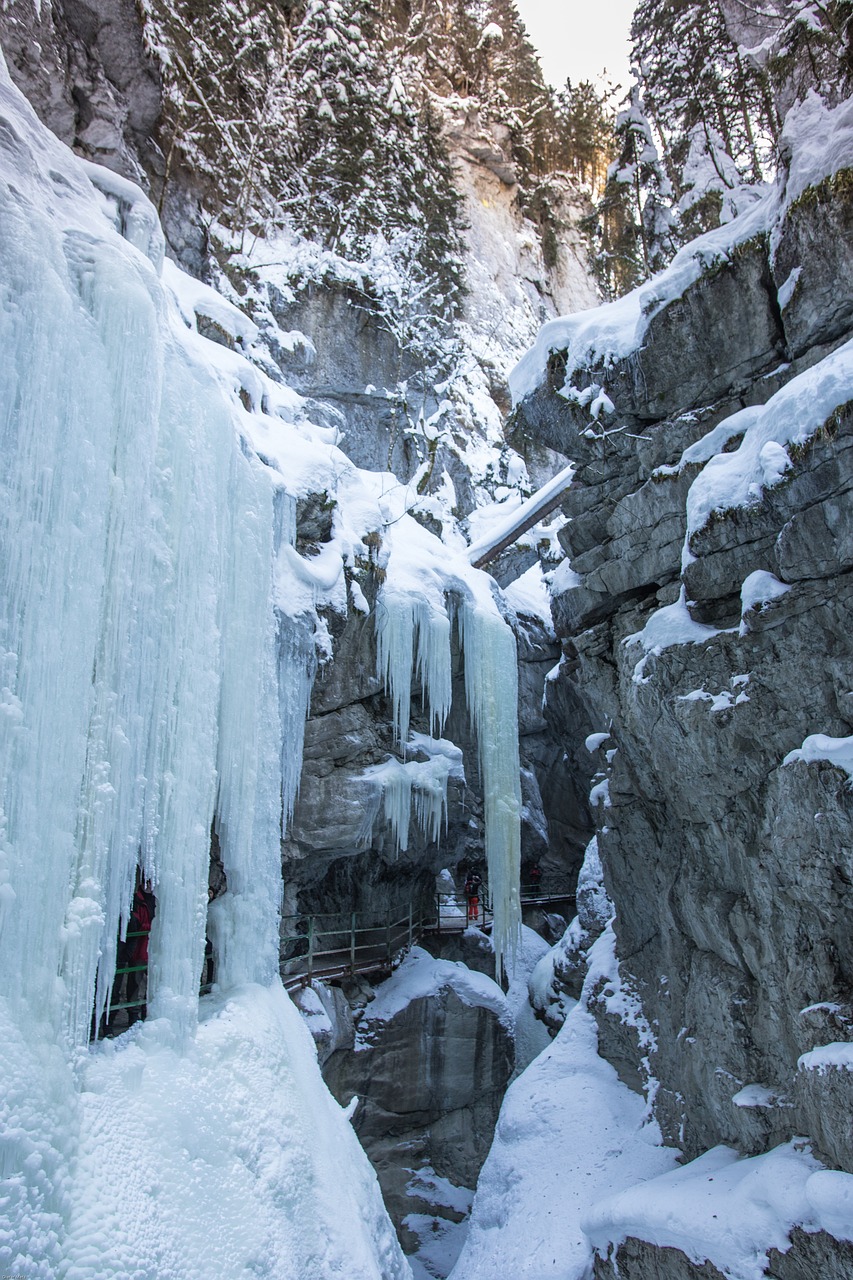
[280,903,431,990]
[280,881,576,990]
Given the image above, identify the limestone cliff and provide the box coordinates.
[511,92,853,1277]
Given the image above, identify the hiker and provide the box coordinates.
[465,870,482,923]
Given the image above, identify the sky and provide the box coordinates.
[513,0,636,94]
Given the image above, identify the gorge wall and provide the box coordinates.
[509,94,853,1278]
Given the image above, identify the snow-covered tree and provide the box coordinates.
[630,0,778,241]
[271,0,466,369]
[142,0,291,225]
[276,0,390,257]
[758,0,853,108]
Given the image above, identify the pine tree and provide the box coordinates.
[143,0,291,223]
[556,79,618,193]
[607,81,677,276]
[762,0,853,106]
[277,0,391,257]
[273,0,467,369]
[631,0,777,240]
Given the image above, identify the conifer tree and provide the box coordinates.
[274,0,467,369]
[761,0,853,105]
[278,0,389,257]
[631,0,777,239]
[555,79,618,193]
[607,81,677,276]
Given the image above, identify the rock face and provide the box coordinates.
[592,1232,853,1280]
[0,0,161,184]
[514,155,853,1275]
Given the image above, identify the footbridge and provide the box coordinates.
[466,462,574,572]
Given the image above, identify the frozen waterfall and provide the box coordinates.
[375,520,522,972]
[0,61,406,1280]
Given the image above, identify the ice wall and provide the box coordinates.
[0,57,407,1280]
[0,81,284,1046]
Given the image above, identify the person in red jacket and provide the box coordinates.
[126,880,154,1025]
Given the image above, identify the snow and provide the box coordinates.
[583,1140,851,1277]
[741,570,791,621]
[528,920,581,1027]
[654,414,753,478]
[732,1083,792,1109]
[0,57,408,1279]
[623,589,729,684]
[783,734,853,782]
[782,90,853,209]
[590,778,611,808]
[449,931,677,1280]
[63,985,407,1280]
[548,557,582,594]
[806,1171,853,1243]
[799,1042,853,1073]
[677,679,750,712]
[686,337,853,536]
[404,1166,474,1279]
[777,265,802,310]
[503,563,554,633]
[163,257,259,349]
[355,947,509,1046]
[509,193,772,407]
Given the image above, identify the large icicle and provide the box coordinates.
[0,61,408,1280]
[457,593,522,972]
[376,593,452,744]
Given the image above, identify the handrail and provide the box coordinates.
[98,880,580,1025]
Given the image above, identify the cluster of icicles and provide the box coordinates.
[0,119,315,1050]
[372,582,522,973]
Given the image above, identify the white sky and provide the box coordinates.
[513,0,636,93]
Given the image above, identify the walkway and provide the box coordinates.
[281,881,576,990]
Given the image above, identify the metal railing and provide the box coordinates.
[95,879,579,1018]
[93,929,215,1039]
[281,902,431,989]
[519,879,577,909]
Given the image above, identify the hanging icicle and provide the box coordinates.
[375,517,522,975]
[457,594,522,974]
